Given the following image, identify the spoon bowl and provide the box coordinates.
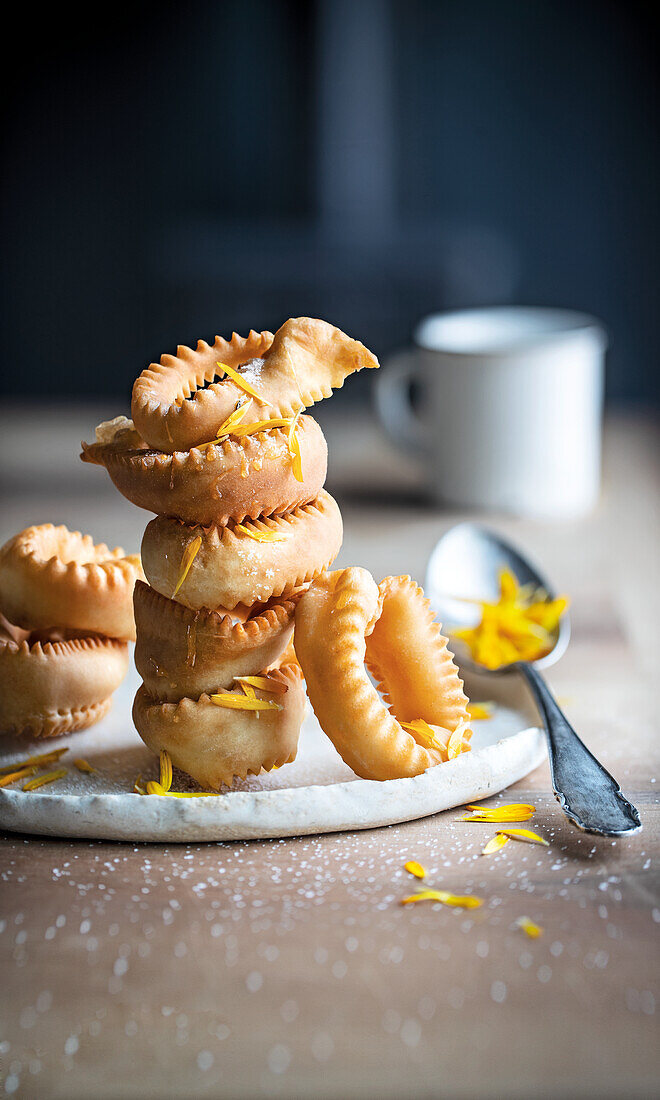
[426,522,570,673]
[425,523,641,837]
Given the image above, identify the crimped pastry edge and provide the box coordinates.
[0,524,143,640]
[133,664,304,788]
[142,489,343,611]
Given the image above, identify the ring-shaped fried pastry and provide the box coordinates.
[294,568,470,781]
[141,490,343,611]
[0,618,128,738]
[0,525,143,641]
[133,664,304,790]
[133,581,301,702]
[81,415,328,527]
[131,318,378,453]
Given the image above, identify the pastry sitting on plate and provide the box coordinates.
[82,317,376,788]
[81,315,472,791]
[0,525,143,738]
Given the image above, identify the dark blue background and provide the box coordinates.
[2,0,658,405]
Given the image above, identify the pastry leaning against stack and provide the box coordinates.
[82,317,377,789]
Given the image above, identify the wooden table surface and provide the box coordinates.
[0,406,658,1099]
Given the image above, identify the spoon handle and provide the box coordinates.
[518,663,641,837]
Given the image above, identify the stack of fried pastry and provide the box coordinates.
[82,317,378,788]
[0,525,142,737]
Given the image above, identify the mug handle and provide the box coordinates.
[374,349,428,457]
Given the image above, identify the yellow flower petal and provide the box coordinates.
[216,398,253,436]
[447,719,470,760]
[0,766,39,788]
[209,692,282,712]
[467,701,495,720]
[230,417,294,438]
[140,779,220,798]
[73,758,96,774]
[499,566,519,602]
[461,803,535,823]
[234,675,287,695]
[145,781,166,795]
[0,747,68,775]
[467,802,535,813]
[216,361,267,405]
[287,411,303,482]
[482,834,510,855]
[404,861,427,879]
[401,890,483,909]
[155,790,220,798]
[516,916,543,938]
[172,535,202,597]
[496,828,549,846]
[400,719,447,754]
[159,750,173,792]
[453,567,569,668]
[22,769,67,791]
[234,523,286,543]
[196,399,253,447]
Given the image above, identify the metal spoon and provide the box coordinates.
[425,522,641,837]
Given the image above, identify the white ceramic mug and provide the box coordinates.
[375,307,607,517]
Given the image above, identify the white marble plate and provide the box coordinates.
[0,662,545,841]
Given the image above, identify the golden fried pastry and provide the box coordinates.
[131,318,378,453]
[0,616,128,738]
[133,664,304,789]
[276,634,299,669]
[294,568,470,781]
[0,525,143,641]
[141,490,343,611]
[133,581,301,702]
[366,575,471,730]
[78,315,382,790]
[81,414,328,527]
